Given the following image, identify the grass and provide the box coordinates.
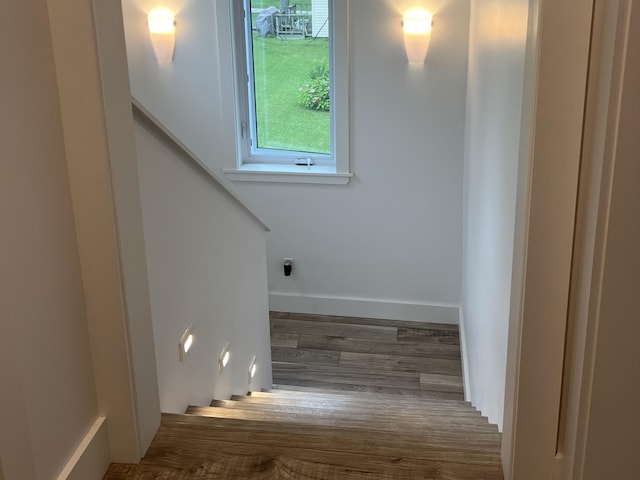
[250,17,330,154]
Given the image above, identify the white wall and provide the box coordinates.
[121,0,470,323]
[460,0,529,428]
[0,1,108,477]
[134,114,272,413]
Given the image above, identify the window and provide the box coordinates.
[225,0,351,184]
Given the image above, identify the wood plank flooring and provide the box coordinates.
[270,312,464,399]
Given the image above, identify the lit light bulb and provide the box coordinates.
[148,8,176,63]
[403,10,433,64]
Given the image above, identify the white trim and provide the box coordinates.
[228,0,351,179]
[56,417,110,480]
[224,166,352,185]
[269,293,459,324]
[332,0,350,175]
[560,3,639,478]
[47,0,146,462]
[457,308,472,404]
[501,0,594,476]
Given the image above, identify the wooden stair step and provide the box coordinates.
[215,397,487,422]
[213,399,488,426]
[185,405,499,434]
[228,394,484,418]
[270,381,466,399]
[151,416,503,480]
[261,386,475,409]
[163,413,502,458]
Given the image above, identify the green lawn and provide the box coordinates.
[251,26,330,154]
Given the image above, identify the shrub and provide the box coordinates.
[298,65,330,112]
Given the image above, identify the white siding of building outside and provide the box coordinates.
[312,0,329,37]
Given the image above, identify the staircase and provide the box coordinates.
[105,386,502,479]
[104,314,503,479]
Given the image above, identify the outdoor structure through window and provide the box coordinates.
[226,0,350,183]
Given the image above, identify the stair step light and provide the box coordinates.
[248,356,257,384]
[219,343,230,372]
[179,326,193,361]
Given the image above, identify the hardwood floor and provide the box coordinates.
[104,312,503,479]
[270,312,464,399]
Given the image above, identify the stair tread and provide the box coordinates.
[186,405,499,434]
[224,396,484,417]
[269,382,466,400]
[262,386,475,408]
[162,413,502,453]
[210,399,490,428]
[132,414,503,480]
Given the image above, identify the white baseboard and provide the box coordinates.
[458,308,472,403]
[269,293,460,324]
[57,416,111,480]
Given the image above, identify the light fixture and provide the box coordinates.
[248,356,257,384]
[148,8,176,63]
[403,9,433,65]
[179,326,193,361]
[218,343,230,372]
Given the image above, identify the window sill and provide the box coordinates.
[223,164,353,185]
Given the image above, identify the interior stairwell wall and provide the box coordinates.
[121,0,470,323]
[0,0,109,477]
[460,0,529,429]
[133,114,272,413]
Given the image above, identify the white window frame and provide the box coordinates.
[223,0,351,185]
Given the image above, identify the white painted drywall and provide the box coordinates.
[460,0,529,429]
[0,1,107,477]
[121,0,470,323]
[134,116,272,413]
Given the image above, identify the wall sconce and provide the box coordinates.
[218,343,230,372]
[403,9,433,64]
[148,8,176,63]
[248,356,257,384]
[179,326,193,361]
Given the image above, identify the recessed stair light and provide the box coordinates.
[248,356,257,384]
[179,326,193,361]
[219,343,230,372]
